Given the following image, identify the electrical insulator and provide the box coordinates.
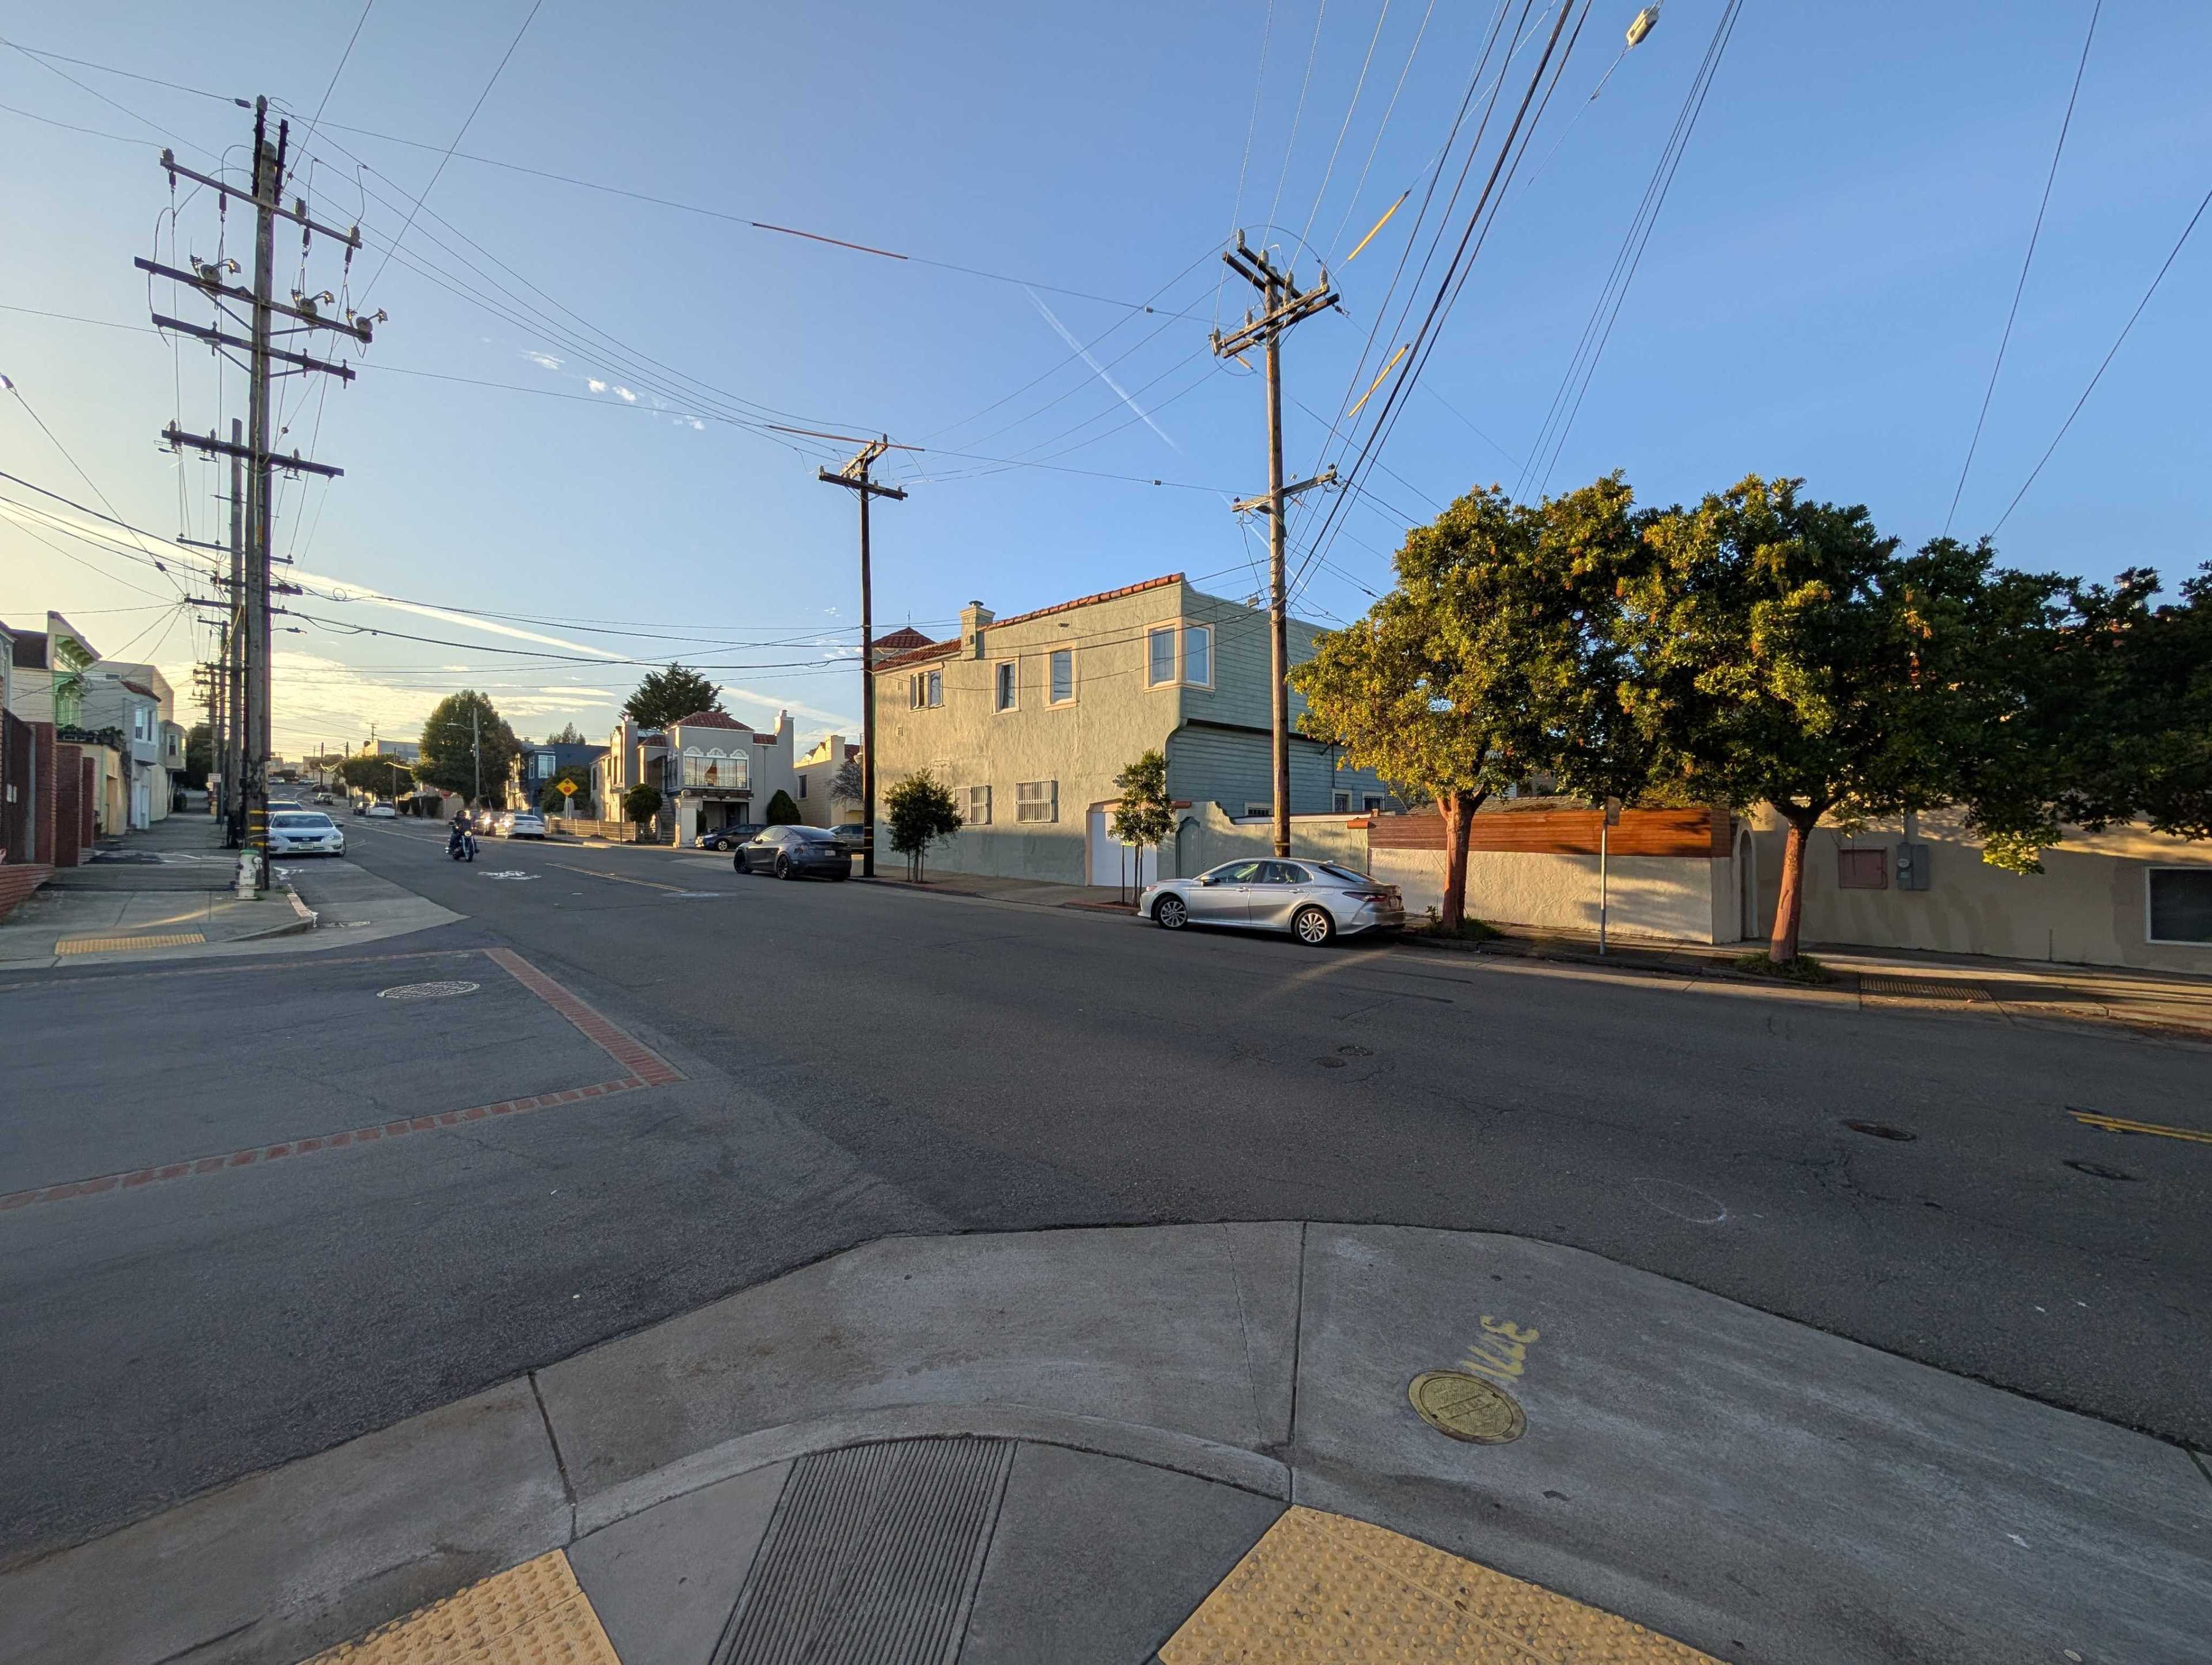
[1627,5,1660,48]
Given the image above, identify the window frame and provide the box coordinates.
[993,659,1018,714]
[2145,866,2212,946]
[964,784,992,825]
[1145,625,1177,689]
[1048,647,1076,707]
[1181,623,1213,690]
[1332,791,1351,814]
[926,669,943,708]
[1362,794,1384,814]
[1014,779,1057,824]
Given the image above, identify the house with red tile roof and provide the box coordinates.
[867,573,1401,885]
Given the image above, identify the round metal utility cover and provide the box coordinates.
[377,980,481,1001]
[1408,1371,1526,1444]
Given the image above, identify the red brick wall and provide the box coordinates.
[31,722,56,866]
[79,754,97,853]
[0,863,51,923]
[53,744,82,868]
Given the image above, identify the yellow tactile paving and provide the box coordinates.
[302,1549,623,1665]
[1160,1507,1721,1665]
[54,932,206,954]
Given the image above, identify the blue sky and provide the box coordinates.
[3,2,2207,757]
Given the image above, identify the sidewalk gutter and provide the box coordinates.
[5,1224,2202,1665]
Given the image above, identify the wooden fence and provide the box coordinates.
[1365,805,1730,858]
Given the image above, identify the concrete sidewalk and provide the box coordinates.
[6,1224,2203,1664]
[0,885,312,966]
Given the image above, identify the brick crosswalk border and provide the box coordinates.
[1,950,683,1213]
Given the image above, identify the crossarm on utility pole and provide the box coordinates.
[157,153,362,247]
[134,259,374,342]
[152,316,357,380]
[160,424,346,477]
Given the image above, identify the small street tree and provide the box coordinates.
[884,770,962,881]
[622,783,662,836]
[1109,749,1176,898]
[623,664,722,731]
[829,753,863,812]
[1616,476,2066,966]
[1293,477,1645,930]
[419,691,519,805]
[180,722,213,788]
[763,788,801,825]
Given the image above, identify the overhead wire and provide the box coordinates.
[1298,0,1393,255]
[1945,0,2100,536]
[1263,0,1331,238]
[1326,0,1440,259]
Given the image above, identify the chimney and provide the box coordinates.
[960,601,994,660]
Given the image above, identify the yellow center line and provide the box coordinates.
[548,861,689,893]
[2069,1110,2212,1145]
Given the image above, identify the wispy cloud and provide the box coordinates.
[522,350,563,370]
[587,378,607,393]
[1024,287,1181,454]
[614,385,638,404]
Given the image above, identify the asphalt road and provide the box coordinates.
[3,821,2207,1565]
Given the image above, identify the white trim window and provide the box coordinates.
[1147,627,1177,688]
[993,660,1017,713]
[908,670,945,709]
[1015,780,1057,824]
[964,784,992,825]
[1048,647,1075,706]
[2146,867,2212,944]
[1146,623,1213,689]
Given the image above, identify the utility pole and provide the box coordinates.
[1213,234,1337,859]
[145,97,374,893]
[472,703,481,807]
[819,438,908,880]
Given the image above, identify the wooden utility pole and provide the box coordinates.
[819,438,907,880]
[146,97,372,892]
[1212,234,1336,858]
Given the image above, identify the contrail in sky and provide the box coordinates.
[1024,288,1182,454]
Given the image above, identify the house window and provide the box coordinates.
[994,661,1017,712]
[1049,648,1074,705]
[132,707,150,742]
[1015,780,1056,824]
[965,784,992,825]
[799,775,808,799]
[2147,868,2212,943]
[1837,848,1888,890]
[1147,628,1176,687]
[908,670,944,709]
[1183,624,1211,688]
[1333,791,1351,814]
[1363,794,1384,814]
[927,669,942,707]
[1244,802,1271,819]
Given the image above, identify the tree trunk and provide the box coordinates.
[1438,789,1486,930]
[1768,813,1816,964]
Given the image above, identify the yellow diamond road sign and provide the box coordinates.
[558,780,577,796]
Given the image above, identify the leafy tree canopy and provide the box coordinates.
[334,753,414,797]
[1109,750,1176,851]
[623,664,722,732]
[547,722,587,745]
[622,783,662,828]
[884,771,962,878]
[418,691,520,803]
[830,754,863,805]
[763,788,801,825]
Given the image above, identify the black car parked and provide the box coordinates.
[695,822,764,852]
[734,825,853,879]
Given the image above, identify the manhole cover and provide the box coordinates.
[1338,1044,1374,1057]
[1844,1120,1918,1141]
[377,980,481,1001]
[2064,1159,2140,1182]
[1408,1371,1525,1444]
[1315,1057,1347,1069]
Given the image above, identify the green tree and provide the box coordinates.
[418,692,520,804]
[623,664,722,731]
[830,753,863,810]
[1616,476,2066,965]
[1291,477,1646,928]
[334,753,414,798]
[622,783,662,833]
[884,770,962,881]
[763,788,801,825]
[547,721,588,745]
[180,722,213,788]
[1109,749,1176,894]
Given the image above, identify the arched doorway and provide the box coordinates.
[1736,826,1758,940]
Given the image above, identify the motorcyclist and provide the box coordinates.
[448,810,476,861]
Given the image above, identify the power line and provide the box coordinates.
[1988,176,2212,536]
[359,0,543,302]
[306,0,376,138]
[1263,0,1330,237]
[1298,0,1393,254]
[1326,0,1439,259]
[1944,0,2100,536]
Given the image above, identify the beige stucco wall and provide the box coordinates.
[795,734,861,826]
[872,583,1194,885]
[1374,846,1729,943]
[1746,805,2212,973]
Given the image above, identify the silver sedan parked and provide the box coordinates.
[1140,859,1405,946]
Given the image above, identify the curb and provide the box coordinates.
[234,884,317,942]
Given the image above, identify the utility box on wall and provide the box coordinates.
[1895,841,1931,892]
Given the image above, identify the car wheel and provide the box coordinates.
[1154,895,1188,930]
[1292,904,1335,947]
[774,853,793,880]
